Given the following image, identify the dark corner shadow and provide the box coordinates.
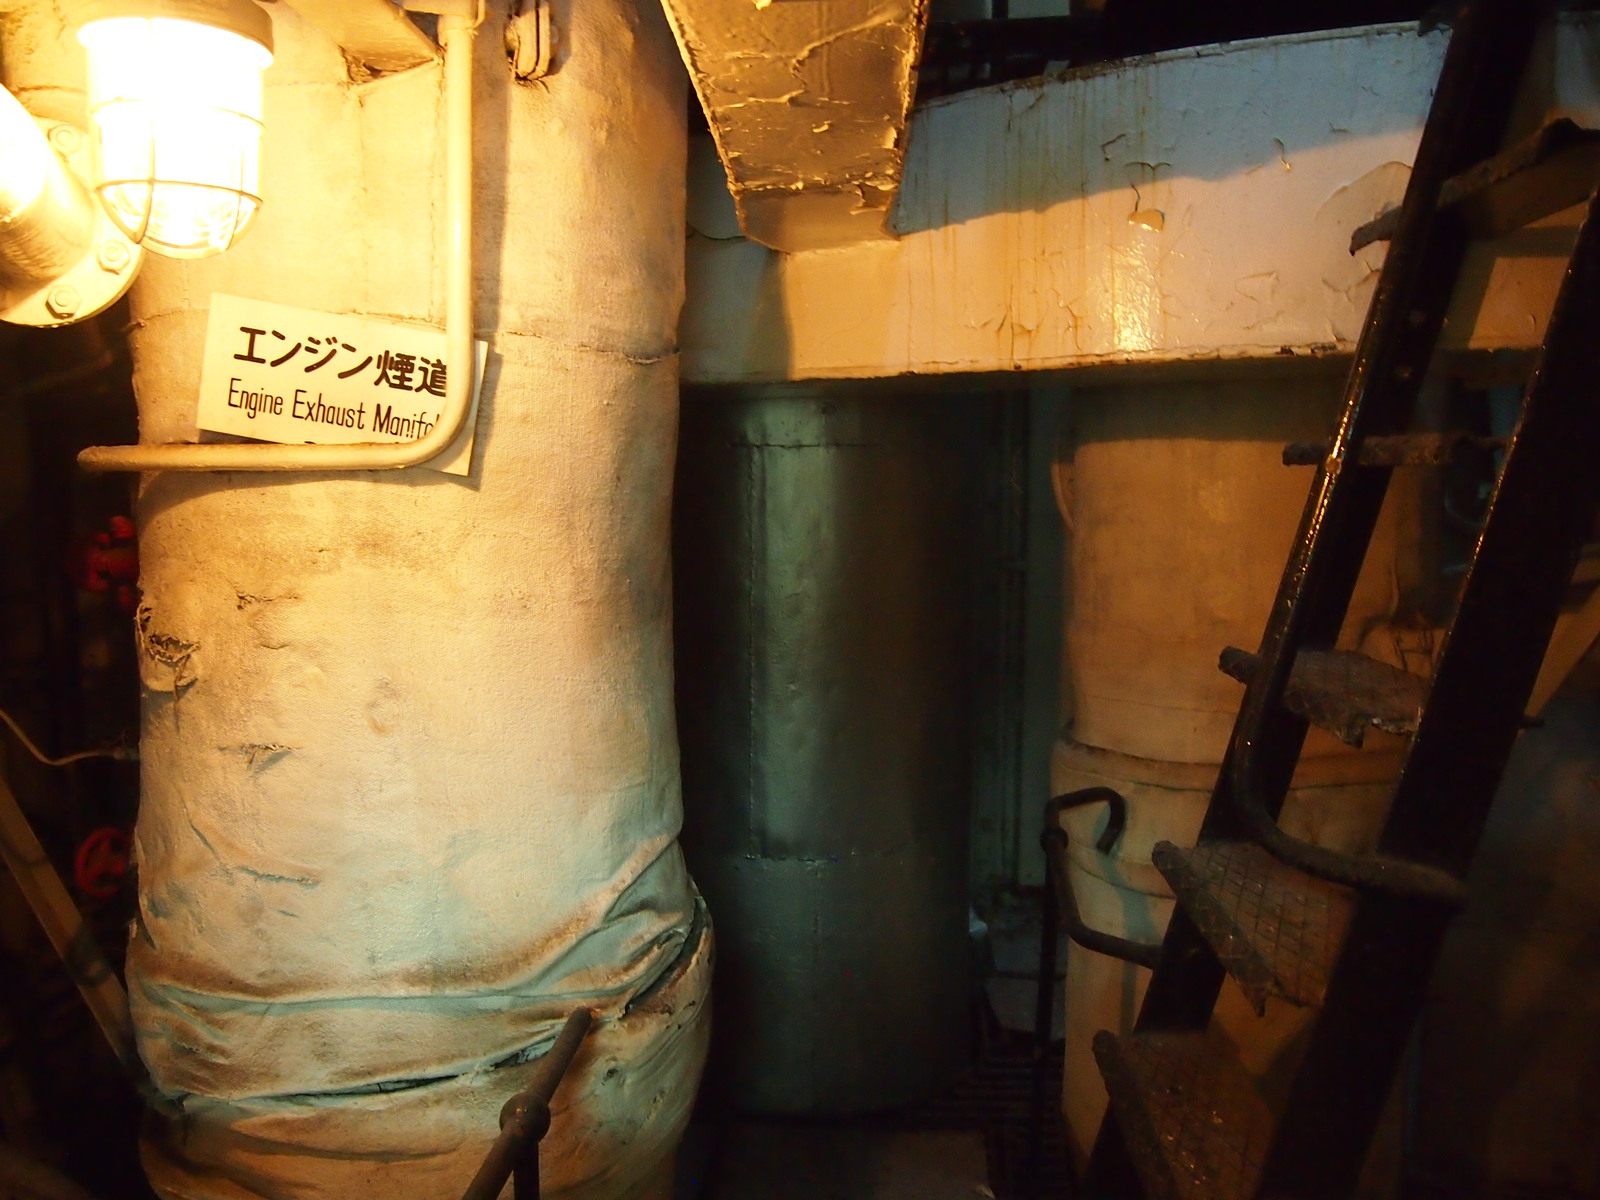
[1416,694,1600,1192]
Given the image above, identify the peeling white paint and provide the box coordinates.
[683,17,1600,384]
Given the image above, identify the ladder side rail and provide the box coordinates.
[1379,216,1600,871]
[1129,0,1549,1038]
[1215,0,1546,830]
[1257,893,1453,1200]
[1084,4,1554,1193]
[1260,181,1600,1200]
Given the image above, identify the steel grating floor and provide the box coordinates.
[683,1040,1073,1200]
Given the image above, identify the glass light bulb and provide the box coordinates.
[79,16,271,259]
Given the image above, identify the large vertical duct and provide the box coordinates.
[4,2,710,1197]
[674,387,975,1115]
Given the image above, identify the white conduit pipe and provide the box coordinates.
[76,6,481,474]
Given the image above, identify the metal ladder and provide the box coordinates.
[1080,3,1600,1197]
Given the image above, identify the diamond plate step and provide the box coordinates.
[1153,839,1356,1013]
[1092,1029,1272,1200]
[1220,646,1427,745]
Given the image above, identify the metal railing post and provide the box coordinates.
[459,1008,594,1200]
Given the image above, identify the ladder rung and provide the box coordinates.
[1153,839,1355,1014]
[1281,431,1506,467]
[1220,647,1427,745]
[1352,117,1600,252]
[1093,1029,1272,1200]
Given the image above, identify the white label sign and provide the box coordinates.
[196,294,486,476]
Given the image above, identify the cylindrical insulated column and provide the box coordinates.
[36,2,712,1196]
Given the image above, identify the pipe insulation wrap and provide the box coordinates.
[0,0,714,1194]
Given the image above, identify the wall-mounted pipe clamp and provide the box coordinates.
[506,0,554,82]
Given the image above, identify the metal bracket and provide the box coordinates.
[1227,751,1468,907]
[506,0,554,81]
[1,119,142,329]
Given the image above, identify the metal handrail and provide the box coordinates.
[459,1008,594,1200]
[1027,787,1162,1194]
[1039,788,1163,972]
[1228,745,1469,907]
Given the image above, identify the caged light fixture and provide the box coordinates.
[74,0,274,260]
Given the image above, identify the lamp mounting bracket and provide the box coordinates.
[0,118,143,329]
